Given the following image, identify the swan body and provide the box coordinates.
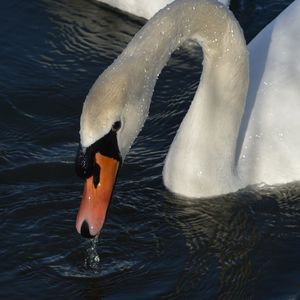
[76,0,300,237]
[163,0,300,197]
[96,0,229,19]
[238,0,300,189]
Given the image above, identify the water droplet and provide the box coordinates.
[84,236,100,270]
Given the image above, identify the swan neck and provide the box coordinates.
[120,1,246,90]
[122,0,248,159]
[101,0,249,196]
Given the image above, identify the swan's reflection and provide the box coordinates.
[163,182,300,299]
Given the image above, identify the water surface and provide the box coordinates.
[0,0,299,299]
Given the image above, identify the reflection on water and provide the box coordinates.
[43,182,300,299]
[163,182,300,299]
[0,0,299,299]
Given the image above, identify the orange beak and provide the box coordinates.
[76,153,119,238]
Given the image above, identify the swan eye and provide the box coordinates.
[75,126,122,179]
[112,121,121,132]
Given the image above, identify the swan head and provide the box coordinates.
[75,66,149,238]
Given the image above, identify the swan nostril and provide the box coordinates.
[80,220,95,239]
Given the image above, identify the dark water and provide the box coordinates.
[1,0,300,299]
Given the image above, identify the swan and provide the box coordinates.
[96,0,229,19]
[75,0,300,238]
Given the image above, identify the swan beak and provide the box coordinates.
[76,153,119,238]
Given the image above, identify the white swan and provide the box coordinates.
[96,0,229,19]
[75,0,300,237]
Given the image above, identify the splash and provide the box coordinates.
[84,235,100,270]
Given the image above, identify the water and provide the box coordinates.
[1,0,299,299]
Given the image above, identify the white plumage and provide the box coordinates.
[96,0,229,19]
[80,0,300,198]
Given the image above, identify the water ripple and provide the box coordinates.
[0,0,299,299]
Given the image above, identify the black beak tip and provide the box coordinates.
[80,220,96,239]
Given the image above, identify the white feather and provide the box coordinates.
[96,0,229,19]
[80,0,300,198]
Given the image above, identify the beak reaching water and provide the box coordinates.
[76,153,119,238]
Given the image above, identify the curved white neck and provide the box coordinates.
[102,0,249,197]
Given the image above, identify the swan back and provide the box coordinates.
[96,0,229,19]
[238,0,300,185]
[97,0,173,19]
